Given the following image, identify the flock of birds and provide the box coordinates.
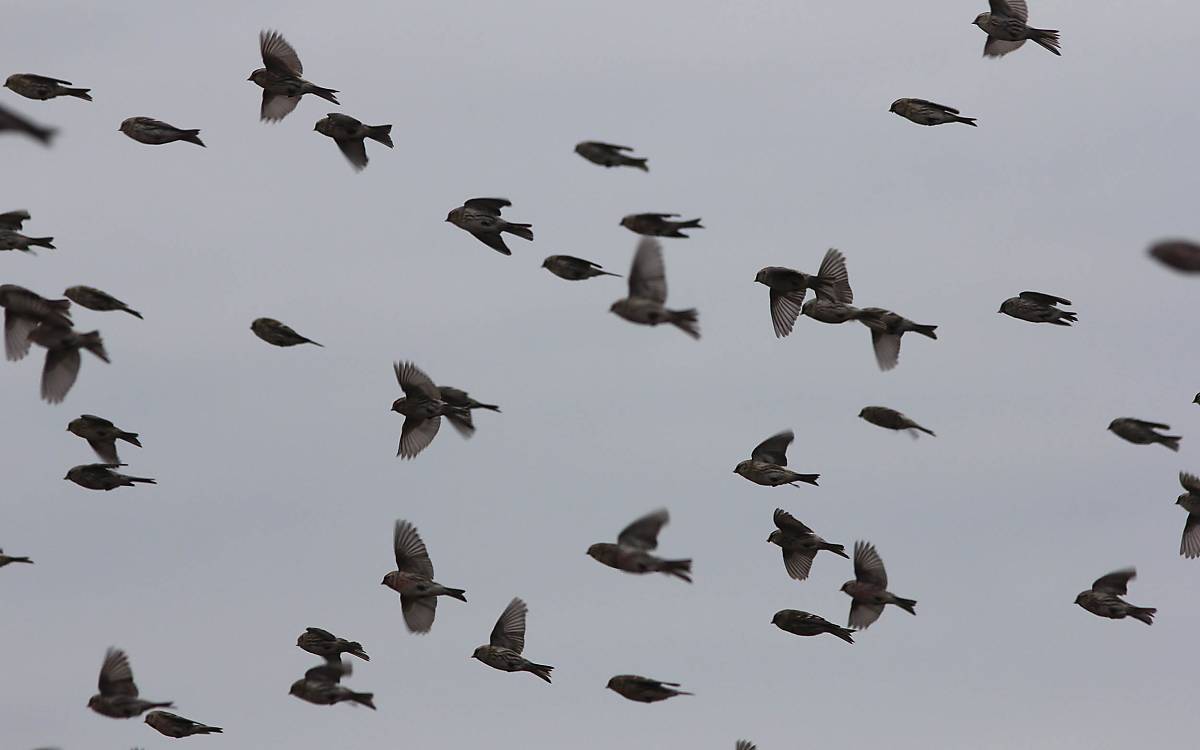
[3,2,1200,747]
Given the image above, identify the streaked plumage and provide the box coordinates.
[889,98,976,127]
[250,317,322,347]
[1107,418,1180,452]
[1074,568,1155,625]
[445,198,532,255]
[314,113,392,171]
[4,74,91,101]
[605,675,692,703]
[64,286,142,319]
[973,0,1060,57]
[64,463,155,491]
[87,648,173,719]
[610,237,699,338]
[620,213,702,238]
[145,711,222,738]
[471,597,554,683]
[734,430,819,488]
[587,508,692,583]
[767,508,847,581]
[297,627,369,662]
[68,415,141,464]
[771,609,855,644]
[542,254,620,280]
[999,291,1076,325]
[575,141,648,171]
[755,249,853,338]
[858,406,935,437]
[381,519,466,633]
[840,541,917,630]
[249,30,339,122]
[119,117,204,147]
[857,307,937,371]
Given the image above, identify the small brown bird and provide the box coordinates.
[771,610,855,644]
[381,519,467,633]
[1074,568,1155,625]
[68,415,141,464]
[64,286,142,319]
[755,249,853,337]
[249,30,339,122]
[0,229,55,253]
[119,117,204,147]
[841,541,917,629]
[0,284,72,361]
[29,325,108,403]
[999,291,1076,325]
[0,102,56,144]
[64,463,155,491]
[390,361,470,459]
[144,711,222,738]
[297,627,369,662]
[288,659,375,709]
[250,318,322,347]
[574,141,648,171]
[87,648,173,719]
[610,237,699,339]
[0,548,33,568]
[734,430,819,488]
[973,0,1060,57]
[1107,418,1180,452]
[314,113,392,171]
[858,307,937,371]
[889,98,976,127]
[605,675,692,703]
[1149,240,1200,273]
[587,508,693,583]
[620,213,703,238]
[471,597,555,683]
[858,406,935,437]
[542,255,621,281]
[438,386,500,438]
[445,198,533,256]
[1176,473,1200,559]
[4,74,91,101]
[767,508,847,581]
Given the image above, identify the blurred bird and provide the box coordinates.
[0,548,33,568]
[801,299,881,325]
[574,141,648,171]
[973,0,1060,57]
[249,30,339,122]
[381,519,467,633]
[889,98,976,127]
[999,291,1076,325]
[1107,418,1180,452]
[288,659,375,709]
[314,113,392,171]
[390,361,469,459]
[542,255,621,281]
[858,307,937,371]
[0,284,72,360]
[610,237,699,339]
[471,597,555,683]
[0,102,55,144]
[755,249,853,337]
[858,406,935,437]
[1176,472,1200,559]
[587,508,693,583]
[297,627,369,662]
[840,541,917,629]
[736,743,757,750]
[65,464,154,491]
[0,209,30,230]
[438,385,500,438]
[29,325,108,403]
[64,286,142,319]
[767,508,847,581]
[1149,240,1200,273]
[4,74,91,101]
[605,675,692,703]
[68,415,141,463]
[1074,568,1155,625]
[250,318,322,347]
[734,430,819,488]
[119,117,204,147]
[0,229,55,254]
[445,198,533,255]
[771,610,855,644]
[144,711,222,738]
[620,213,702,238]
[87,648,173,719]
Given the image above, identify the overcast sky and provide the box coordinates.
[3,1,1199,748]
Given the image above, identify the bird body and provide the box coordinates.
[772,610,855,644]
[471,597,554,683]
[973,1,1060,56]
[314,113,392,171]
[999,291,1075,325]
[1074,569,1155,625]
[119,117,204,146]
[297,627,369,661]
[87,648,173,719]
[4,73,91,101]
[841,541,917,629]
[251,318,322,347]
[145,710,223,737]
[64,463,154,491]
[620,213,702,238]
[734,431,819,488]
[889,98,976,126]
[542,254,620,280]
[250,30,339,122]
[0,229,54,253]
[288,661,375,709]
[445,198,532,255]
[64,286,141,318]
[68,415,141,463]
[605,675,692,703]
[587,509,692,583]
[858,406,935,437]
[575,141,648,171]
[767,509,847,580]
[611,237,699,338]
[381,520,466,633]
[1108,418,1180,451]
[0,549,33,567]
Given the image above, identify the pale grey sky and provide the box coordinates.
[3,1,1199,748]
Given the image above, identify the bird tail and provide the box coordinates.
[311,86,340,105]
[823,542,849,559]
[151,701,175,709]
[678,218,703,229]
[445,409,475,438]
[669,308,700,339]
[123,307,144,319]
[8,556,33,564]
[502,222,534,241]
[27,236,55,249]
[913,324,938,340]
[179,130,205,147]
[1129,606,1156,626]
[894,597,917,615]
[476,402,501,412]
[350,691,376,709]
[195,725,223,734]
[662,558,693,583]
[628,157,649,172]
[791,474,820,487]
[128,476,157,485]
[1055,311,1078,326]
[915,425,936,437]
[526,663,554,683]
[831,626,855,644]
[79,331,109,363]
[1161,436,1182,452]
[444,587,467,602]
[366,124,393,148]
[1029,28,1061,56]
[348,643,370,661]
[65,87,92,101]
[955,116,978,127]
[119,431,141,447]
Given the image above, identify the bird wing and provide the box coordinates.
[261,91,301,122]
[305,626,336,640]
[751,430,793,465]
[773,508,813,534]
[628,237,667,303]
[1183,515,1200,559]
[853,541,888,588]
[393,361,439,400]
[848,600,884,630]
[25,74,74,86]
[1129,418,1170,430]
[870,329,901,371]
[398,416,440,459]
[983,38,1026,57]
[908,98,959,114]
[593,142,632,152]
[334,138,368,171]
[0,210,29,230]
[79,414,114,427]
[463,198,511,216]
[1181,472,1200,494]
[98,648,138,697]
[86,437,119,464]
[782,548,815,580]
[736,741,758,750]
[400,595,437,633]
[260,30,303,76]
[769,288,805,338]
[1019,291,1070,306]
[392,520,435,579]
[468,229,513,256]
[617,508,669,550]
[990,0,1028,22]
[42,346,81,404]
[560,254,603,269]
[816,248,852,304]
[5,311,37,361]
[1092,568,1135,595]
[489,597,528,653]
[305,660,349,684]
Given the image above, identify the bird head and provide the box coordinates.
[753,268,769,285]
[288,680,304,697]
[585,543,603,560]
[1106,420,1119,431]
[87,695,102,710]
[390,398,406,414]
[445,207,461,224]
[733,460,751,477]
[381,571,397,588]
[839,581,853,593]
[1073,592,1086,606]
[248,68,268,85]
[604,677,618,691]
[470,646,487,660]
[770,611,785,626]
[540,257,551,268]
[972,12,990,27]
[766,530,781,545]
[1176,494,1188,506]
[857,408,868,419]
[619,216,632,228]
[888,99,902,113]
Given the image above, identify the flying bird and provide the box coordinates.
[1176,473,1200,559]
[0,102,56,144]
[250,318,322,347]
[1148,240,1200,273]
[973,0,1060,57]
[542,255,621,281]
[119,117,204,147]
[767,508,847,581]
[889,98,977,127]
[4,74,91,101]
[29,325,108,403]
[736,743,757,750]
[840,541,917,629]
[734,430,819,488]
[1074,568,1155,625]
[0,284,72,361]
[610,237,699,339]
[68,415,141,464]
[64,464,155,491]
[801,299,881,325]
[755,248,853,337]
[144,711,222,738]
[0,549,33,568]
[1107,418,1180,452]
[857,307,938,371]
[438,385,500,438]
[471,597,555,683]
[620,213,703,238]
[445,198,533,256]
[297,627,369,662]
[0,229,55,254]
[587,508,693,583]
[858,406,935,437]
[390,361,470,459]
[574,141,648,171]
[249,30,339,122]
[999,291,1076,325]
[771,610,855,644]
[381,519,467,633]
[605,675,692,703]
[87,648,173,719]
[314,113,392,171]
[63,286,141,319]
[288,659,375,709]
